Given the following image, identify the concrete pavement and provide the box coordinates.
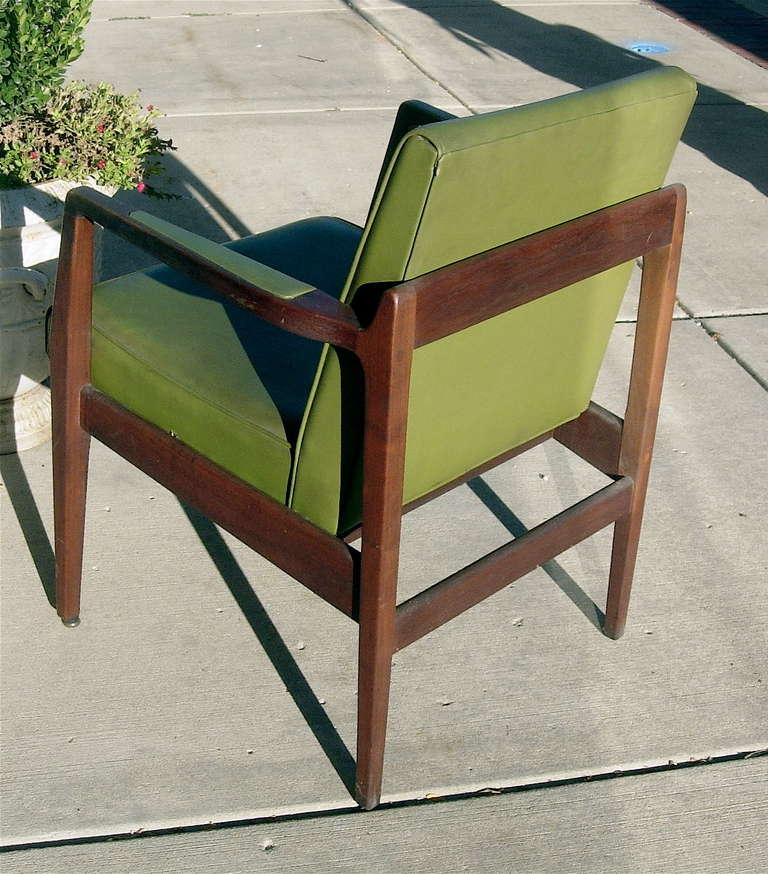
[2,0,767,870]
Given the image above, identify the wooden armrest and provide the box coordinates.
[64,187,363,352]
[128,210,317,300]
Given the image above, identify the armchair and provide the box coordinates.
[51,66,696,809]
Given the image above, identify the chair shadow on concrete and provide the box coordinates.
[467,476,605,631]
[0,450,56,606]
[3,154,360,793]
[387,0,768,194]
[182,502,358,795]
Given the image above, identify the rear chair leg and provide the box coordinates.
[604,191,686,640]
[355,628,394,810]
[604,503,644,640]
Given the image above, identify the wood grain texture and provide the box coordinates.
[354,290,417,809]
[554,402,623,477]
[399,186,682,348]
[604,185,687,639]
[50,213,95,623]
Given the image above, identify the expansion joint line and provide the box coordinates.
[341,0,474,114]
[1,748,765,854]
[676,297,768,392]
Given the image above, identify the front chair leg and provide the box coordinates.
[50,210,95,627]
[354,290,416,808]
[355,624,395,809]
[52,417,90,627]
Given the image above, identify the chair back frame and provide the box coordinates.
[50,182,685,809]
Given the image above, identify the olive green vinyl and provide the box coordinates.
[91,267,293,503]
[89,68,696,537]
[127,211,317,299]
[90,217,362,503]
[290,67,697,533]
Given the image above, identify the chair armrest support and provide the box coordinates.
[64,187,363,352]
[394,185,686,348]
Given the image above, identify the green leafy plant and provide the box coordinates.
[0,0,93,121]
[0,80,174,192]
[0,1,173,193]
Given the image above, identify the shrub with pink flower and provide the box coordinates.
[0,81,173,194]
[0,2,174,195]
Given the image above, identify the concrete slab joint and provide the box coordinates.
[1,0,766,868]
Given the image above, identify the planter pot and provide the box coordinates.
[0,179,114,453]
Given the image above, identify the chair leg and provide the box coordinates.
[604,505,644,640]
[50,211,95,628]
[52,389,91,628]
[355,626,394,810]
[605,198,686,640]
[354,290,416,808]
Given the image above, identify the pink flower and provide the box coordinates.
[136,181,146,193]
[28,150,39,159]
[97,124,105,133]
[145,104,154,111]
[97,160,106,169]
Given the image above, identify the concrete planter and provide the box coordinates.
[0,179,114,453]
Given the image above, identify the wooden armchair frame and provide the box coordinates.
[51,183,685,810]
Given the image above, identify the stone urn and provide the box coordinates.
[0,179,113,453]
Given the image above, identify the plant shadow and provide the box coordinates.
[99,153,255,281]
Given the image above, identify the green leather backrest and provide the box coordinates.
[290,67,697,534]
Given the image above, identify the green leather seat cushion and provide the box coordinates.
[91,216,362,502]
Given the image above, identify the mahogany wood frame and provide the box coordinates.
[50,183,686,810]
